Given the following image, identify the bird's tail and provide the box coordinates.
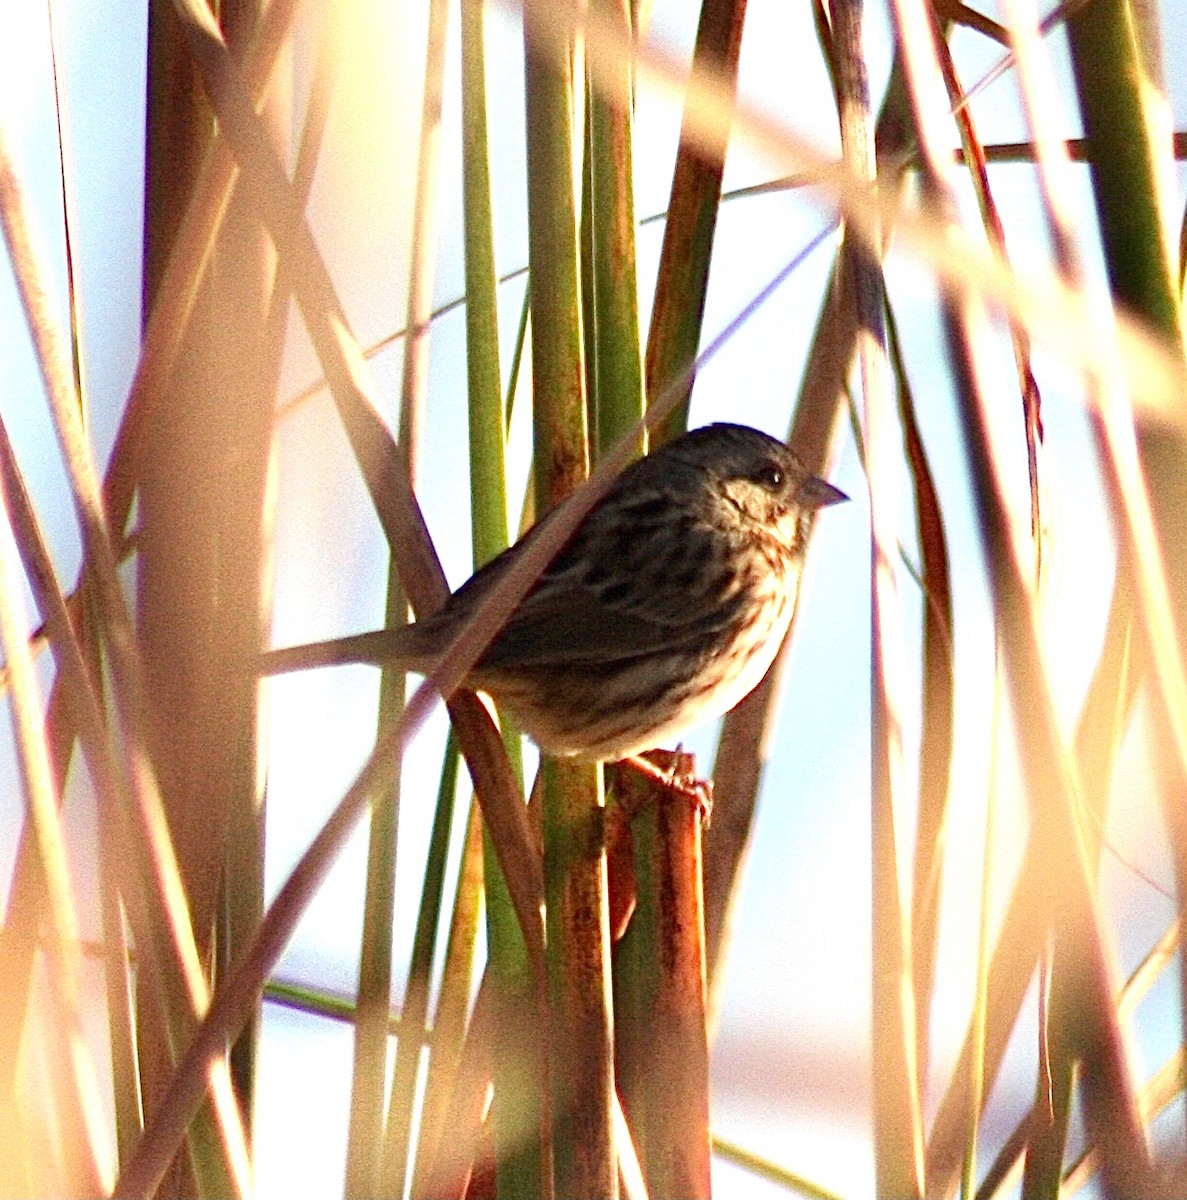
[259,624,440,677]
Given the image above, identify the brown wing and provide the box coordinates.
[478,486,747,669]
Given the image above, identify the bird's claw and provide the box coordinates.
[618,749,713,827]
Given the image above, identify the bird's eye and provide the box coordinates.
[753,463,783,490]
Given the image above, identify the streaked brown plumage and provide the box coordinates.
[263,423,846,760]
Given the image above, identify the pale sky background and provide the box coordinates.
[2,2,1186,1198]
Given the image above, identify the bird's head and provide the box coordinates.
[670,423,847,552]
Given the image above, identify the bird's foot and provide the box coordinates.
[618,748,713,826]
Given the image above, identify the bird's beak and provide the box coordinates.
[796,475,848,510]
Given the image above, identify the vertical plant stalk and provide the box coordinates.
[0,478,110,1197]
[0,91,252,1198]
[45,6,146,1170]
[946,298,1150,1198]
[959,671,997,1200]
[610,753,711,1198]
[346,0,452,1194]
[524,2,614,1195]
[704,55,916,1024]
[141,3,276,1192]
[0,412,152,1180]
[643,0,748,445]
[221,0,287,1139]
[380,740,462,1196]
[888,305,954,1104]
[930,25,1044,568]
[925,580,1140,1198]
[415,974,498,1199]
[1006,2,1187,1184]
[411,802,487,1197]
[139,11,219,1190]
[109,0,301,545]
[833,2,925,1195]
[1066,8,1187,1162]
[584,0,669,1188]
[458,0,540,1196]
[588,0,646,460]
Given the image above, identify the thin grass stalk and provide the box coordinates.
[584,0,675,1185]
[959,668,999,1200]
[461,0,513,577]
[886,300,955,1103]
[506,284,532,442]
[417,975,498,1198]
[224,7,323,1135]
[704,57,915,1018]
[581,123,597,439]
[710,1137,845,1200]
[348,0,452,1192]
[905,28,1028,1101]
[947,297,1151,1195]
[0,109,253,1196]
[143,9,279,1188]
[354,724,405,1198]
[108,0,300,545]
[610,755,711,1198]
[412,801,486,1197]
[456,0,540,1193]
[139,15,223,1186]
[145,3,275,1184]
[96,819,145,1175]
[0,435,185,1190]
[642,0,747,445]
[0,471,110,1198]
[1020,965,1077,1198]
[834,2,925,1193]
[931,22,1044,561]
[381,740,462,1195]
[986,15,1134,1192]
[927,580,1141,1198]
[46,0,87,416]
[48,6,145,1167]
[262,979,411,1028]
[1065,13,1187,1165]
[523,0,614,1191]
[588,0,645,460]
[91,737,145,1176]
